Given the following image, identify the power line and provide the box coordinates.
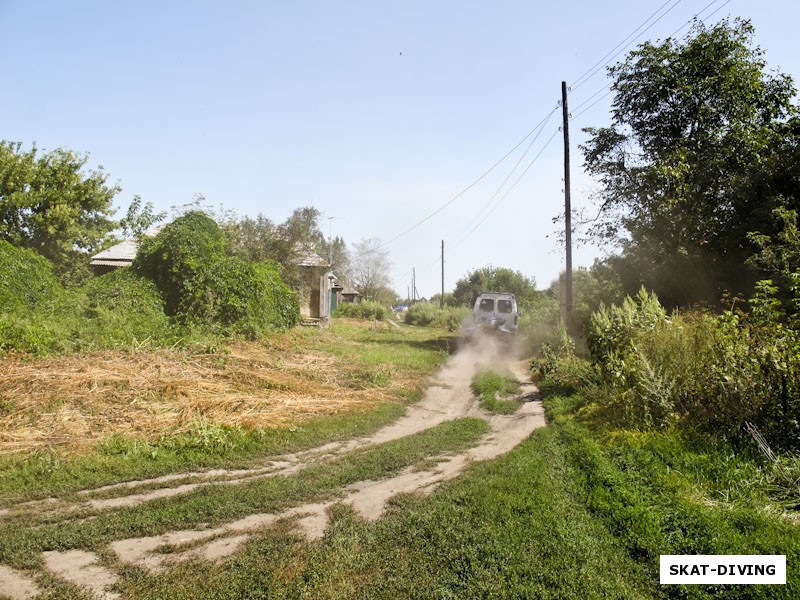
[571,0,683,91]
[389,0,734,290]
[667,0,731,38]
[450,107,558,243]
[451,127,561,249]
[381,107,560,248]
[569,0,730,122]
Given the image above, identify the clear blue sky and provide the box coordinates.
[2,1,797,298]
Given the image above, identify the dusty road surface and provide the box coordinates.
[0,334,545,600]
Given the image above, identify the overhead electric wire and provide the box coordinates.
[451,126,562,249]
[381,107,560,248]
[451,107,558,241]
[666,0,731,38]
[571,0,683,91]
[569,0,729,122]
[391,0,734,289]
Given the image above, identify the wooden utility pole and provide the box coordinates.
[412,268,416,304]
[561,81,573,322]
[440,240,445,309]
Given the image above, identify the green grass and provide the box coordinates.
[0,403,407,505]
[113,422,655,599]
[470,368,521,414]
[108,391,799,599]
[0,418,489,570]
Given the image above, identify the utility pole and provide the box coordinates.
[327,217,335,266]
[440,240,445,309]
[561,81,573,323]
[412,268,416,304]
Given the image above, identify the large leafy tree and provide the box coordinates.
[452,266,537,308]
[0,141,119,281]
[225,207,351,288]
[582,19,799,306]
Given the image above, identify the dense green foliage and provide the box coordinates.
[583,19,800,306]
[0,141,118,283]
[534,282,800,455]
[132,211,299,336]
[452,265,537,308]
[1,210,302,354]
[403,301,468,330]
[0,240,61,310]
[81,268,173,346]
[182,257,299,337]
[333,300,388,321]
[134,211,229,316]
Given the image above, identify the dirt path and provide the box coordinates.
[0,335,545,600]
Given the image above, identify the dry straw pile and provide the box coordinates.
[0,334,402,455]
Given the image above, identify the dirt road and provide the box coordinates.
[0,335,545,600]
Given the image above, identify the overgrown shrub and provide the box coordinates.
[530,322,593,394]
[404,301,469,331]
[133,211,228,316]
[334,300,387,321]
[182,257,299,336]
[587,287,667,383]
[81,268,173,346]
[0,240,62,310]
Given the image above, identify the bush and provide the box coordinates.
[404,301,469,331]
[334,300,387,321]
[182,258,299,336]
[133,211,228,316]
[0,240,62,310]
[530,323,593,395]
[81,268,173,346]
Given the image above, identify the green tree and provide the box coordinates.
[133,211,228,316]
[582,19,799,306]
[0,141,119,282]
[225,207,347,288]
[452,266,537,308]
[119,195,166,239]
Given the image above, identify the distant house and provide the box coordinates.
[88,239,140,275]
[294,246,338,322]
[89,225,165,275]
[89,233,339,325]
[338,283,361,305]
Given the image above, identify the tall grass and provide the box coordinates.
[403,301,469,331]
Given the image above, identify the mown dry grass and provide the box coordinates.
[0,321,438,455]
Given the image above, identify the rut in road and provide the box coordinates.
[0,334,545,600]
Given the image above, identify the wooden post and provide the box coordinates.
[562,81,573,323]
[440,240,445,309]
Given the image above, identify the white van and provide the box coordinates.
[468,292,520,337]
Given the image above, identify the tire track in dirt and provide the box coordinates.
[0,334,545,599]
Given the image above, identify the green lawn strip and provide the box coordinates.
[116,426,657,599]
[548,393,800,599]
[0,402,406,506]
[0,417,488,569]
[470,368,521,414]
[315,321,456,372]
